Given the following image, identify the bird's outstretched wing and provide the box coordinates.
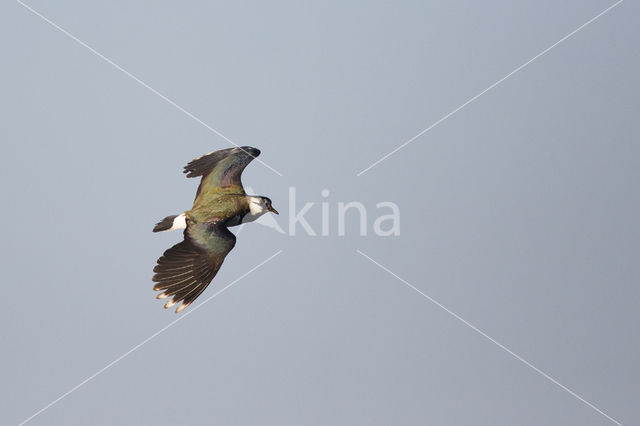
[184,146,260,200]
[152,221,236,313]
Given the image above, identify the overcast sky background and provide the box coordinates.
[2,1,639,425]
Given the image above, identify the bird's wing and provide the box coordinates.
[184,146,260,200]
[152,220,236,313]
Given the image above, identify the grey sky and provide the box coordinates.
[2,1,638,425]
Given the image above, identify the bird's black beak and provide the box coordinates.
[268,205,279,215]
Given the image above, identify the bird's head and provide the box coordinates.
[249,196,279,216]
[262,197,279,215]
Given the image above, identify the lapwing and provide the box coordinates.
[152,146,278,313]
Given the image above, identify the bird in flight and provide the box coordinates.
[152,146,278,313]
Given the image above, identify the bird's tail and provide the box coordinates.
[153,213,187,232]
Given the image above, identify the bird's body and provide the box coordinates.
[151,146,278,313]
[190,193,248,225]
